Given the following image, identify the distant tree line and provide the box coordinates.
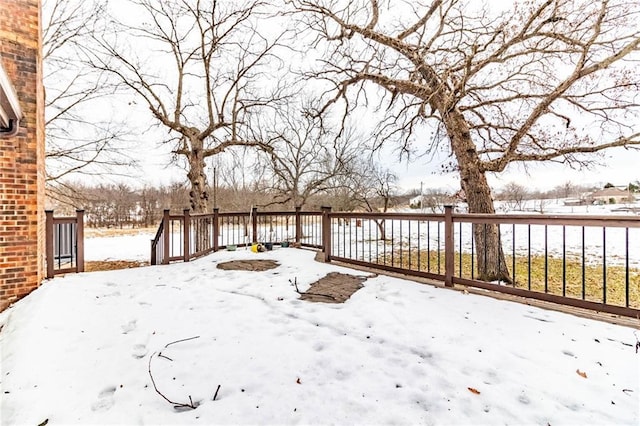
[494,180,639,212]
[47,177,638,228]
[46,169,406,228]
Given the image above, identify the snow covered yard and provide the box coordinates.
[84,229,155,263]
[1,248,638,425]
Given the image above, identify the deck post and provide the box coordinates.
[444,205,454,287]
[252,207,258,244]
[213,208,219,251]
[321,206,332,262]
[295,206,302,243]
[76,209,85,273]
[183,209,190,262]
[45,210,54,278]
[150,239,156,266]
[162,209,170,264]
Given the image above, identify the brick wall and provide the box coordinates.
[0,0,45,311]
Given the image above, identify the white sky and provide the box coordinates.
[128,131,639,193]
[72,0,640,194]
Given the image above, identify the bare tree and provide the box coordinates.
[139,185,162,227]
[349,162,397,212]
[213,148,268,210]
[552,181,577,199]
[83,0,291,213]
[255,102,362,208]
[43,0,135,187]
[410,188,451,213]
[289,0,640,282]
[347,161,398,239]
[498,182,529,211]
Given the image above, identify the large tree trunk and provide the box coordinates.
[186,137,210,214]
[445,110,512,283]
[186,137,211,254]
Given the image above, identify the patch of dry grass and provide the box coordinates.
[377,250,640,309]
[85,260,148,272]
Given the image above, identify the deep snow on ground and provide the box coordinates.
[1,248,639,425]
[85,232,154,262]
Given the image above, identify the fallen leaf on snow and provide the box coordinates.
[576,369,587,378]
[467,387,480,394]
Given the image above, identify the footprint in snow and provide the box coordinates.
[131,344,148,359]
[518,393,531,405]
[91,386,116,412]
[313,342,325,352]
[121,320,137,334]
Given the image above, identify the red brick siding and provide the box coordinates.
[0,0,45,311]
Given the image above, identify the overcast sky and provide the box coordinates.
[126,130,638,194]
[58,0,640,194]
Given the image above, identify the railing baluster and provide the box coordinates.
[417,220,421,272]
[408,220,412,269]
[391,219,395,267]
[527,225,531,291]
[376,218,380,265]
[625,227,629,308]
[471,223,475,280]
[362,217,366,261]
[427,220,431,272]
[483,224,488,279]
[368,219,372,262]
[544,225,548,294]
[582,226,586,300]
[562,225,566,297]
[343,218,347,259]
[69,223,75,270]
[350,217,354,258]
[603,227,607,304]
[459,221,462,278]
[56,223,62,269]
[512,223,516,287]
[437,221,440,274]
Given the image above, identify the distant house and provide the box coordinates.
[588,187,633,204]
